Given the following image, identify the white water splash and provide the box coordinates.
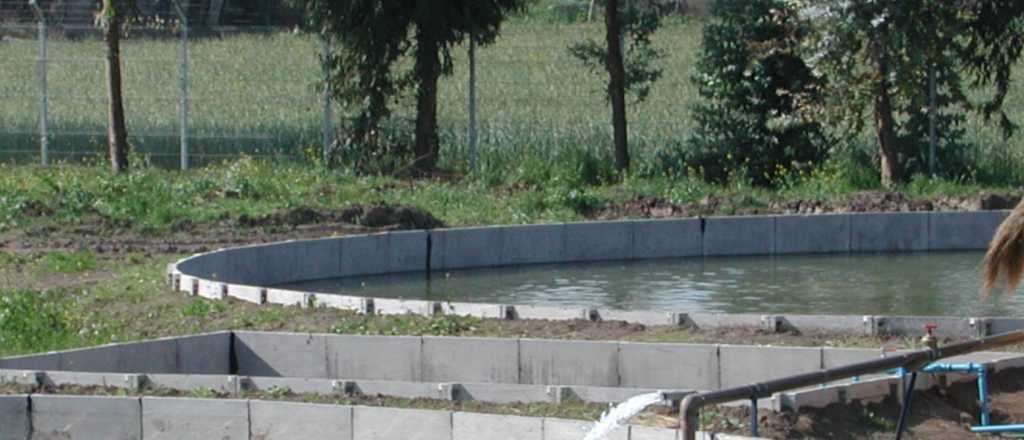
[583,392,664,440]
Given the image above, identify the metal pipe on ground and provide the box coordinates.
[668,329,1024,440]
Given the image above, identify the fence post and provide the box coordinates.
[321,39,334,166]
[31,2,49,165]
[172,0,190,170]
[467,36,478,173]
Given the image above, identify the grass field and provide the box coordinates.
[0,19,714,169]
[3,15,1024,177]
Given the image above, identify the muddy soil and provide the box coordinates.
[0,203,442,255]
[597,191,1020,219]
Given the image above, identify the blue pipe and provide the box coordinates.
[970,424,1024,433]
[978,366,991,426]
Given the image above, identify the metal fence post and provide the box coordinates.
[31,2,49,165]
[172,0,190,170]
[467,36,478,173]
[321,39,334,166]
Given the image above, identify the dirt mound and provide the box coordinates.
[341,204,444,230]
[597,191,1021,220]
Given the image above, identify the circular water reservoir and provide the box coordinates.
[281,251,1024,317]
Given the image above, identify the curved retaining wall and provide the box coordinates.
[168,211,1017,337]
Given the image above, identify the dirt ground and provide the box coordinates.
[2,191,1017,255]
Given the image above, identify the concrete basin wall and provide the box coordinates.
[168,211,1017,337]
[4,394,765,440]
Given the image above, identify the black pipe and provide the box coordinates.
[750,397,759,438]
[894,372,918,440]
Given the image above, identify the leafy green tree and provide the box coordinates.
[96,0,132,173]
[786,0,1024,187]
[570,0,665,173]
[295,0,528,173]
[685,0,829,186]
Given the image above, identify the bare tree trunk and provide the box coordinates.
[588,0,597,21]
[413,34,440,173]
[103,1,129,173]
[872,29,899,188]
[605,0,629,172]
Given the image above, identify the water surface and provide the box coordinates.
[282,251,1024,316]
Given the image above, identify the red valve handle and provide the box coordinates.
[924,324,938,332]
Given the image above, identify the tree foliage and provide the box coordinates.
[295,0,528,173]
[784,0,1024,186]
[684,0,830,186]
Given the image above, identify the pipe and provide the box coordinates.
[673,329,1024,440]
[750,397,758,438]
[894,372,918,440]
[978,366,991,426]
[970,424,1024,433]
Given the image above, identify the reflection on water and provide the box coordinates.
[281,251,1024,316]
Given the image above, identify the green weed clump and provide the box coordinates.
[0,290,91,357]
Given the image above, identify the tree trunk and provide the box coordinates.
[104,1,129,173]
[413,35,441,173]
[872,28,899,188]
[605,0,629,172]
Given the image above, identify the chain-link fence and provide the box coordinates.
[0,7,704,169]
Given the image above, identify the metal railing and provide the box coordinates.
[663,329,1024,440]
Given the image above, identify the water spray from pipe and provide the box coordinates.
[583,392,665,440]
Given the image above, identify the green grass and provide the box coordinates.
[4,16,1024,181]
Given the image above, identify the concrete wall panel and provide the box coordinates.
[929,211,1008,251]
[720,345,822,388]
[142,397,248,439]
[565,385,660,404]
[564,221,633,262]
[44,371,140,389]
[632,218,702,259]
[430,226,505,270]
[234,331,328,378]
[313,294,368,313]
[327,334,422,381]
[544,418,624,440]
[423,336,519,383]
[250,401,353,440]
[619,342,719,390]
[293,237,343,282]
[33,395,141,440]
[58,344,122,372]
[256,242,301,285]
[630,426,679,440]
[341,233,390,277]
[685,313,765,330]
[0,352,60,371]
[372,298,435,316]
[353,407,452,440]
[442,302,507,319]
[823,347,886,369]
[146,374,239,393]
[502,223,565,265]
[242,376,336,394]
[176,332,232,375]
[519,339,619,386]
[704,216,775,256]
[782,315,870,333]
[851,213,929,252]
[510,305,589,321]
[121,338,179,374]
[776,214,850,254]
[594,310,678,327]
[266,288,309,307]
[227,284,264,304]
[350,379,452,400]
[455,383,554,404]
[389,230,428,273]
[454,412,543,440]
[0,395,29,440]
